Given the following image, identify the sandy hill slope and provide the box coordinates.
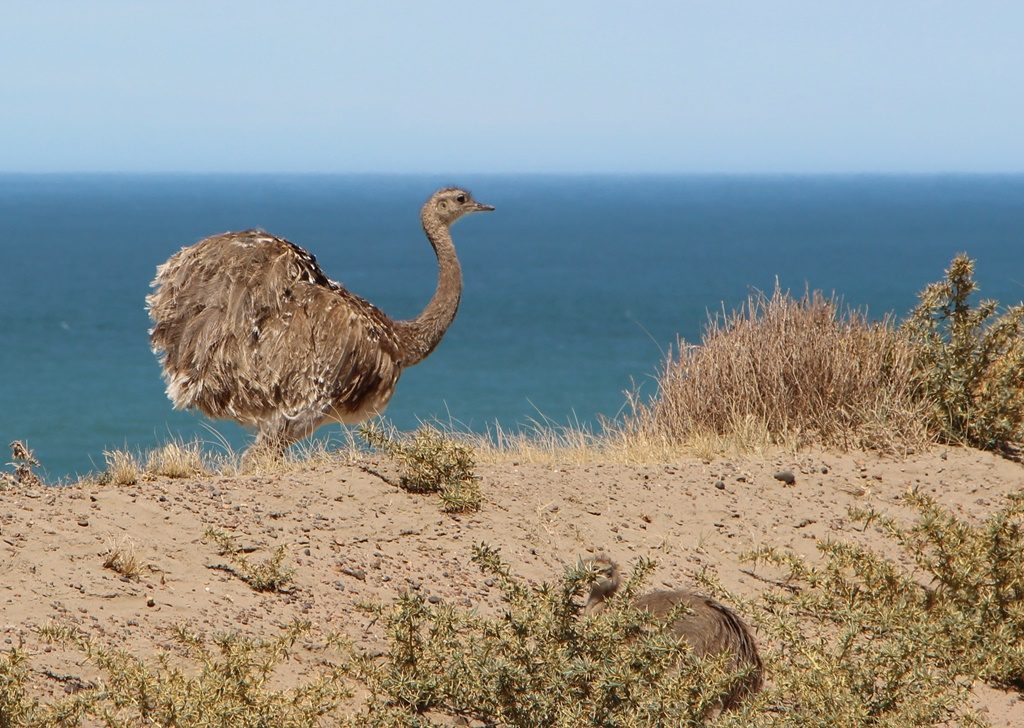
[2,448,1023,725]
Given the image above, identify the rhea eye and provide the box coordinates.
[456,194,466,203]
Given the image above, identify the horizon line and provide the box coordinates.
[2,170,1024,177]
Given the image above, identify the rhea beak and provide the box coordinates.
[473,201,496,212]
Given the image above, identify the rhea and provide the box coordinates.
[147,187,493,453]
[584,554,763,711]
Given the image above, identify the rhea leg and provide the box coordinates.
[242,413,324,469]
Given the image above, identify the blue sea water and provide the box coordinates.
[1,174,1022,479]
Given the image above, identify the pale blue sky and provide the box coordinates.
[3,1,1022,173]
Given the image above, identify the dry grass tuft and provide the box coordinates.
[145,439,207,479]
[101,448,141,485]
[2,440,44,488]
[208,431,359,477]
[102,535,144,579]
[626,285,931,456]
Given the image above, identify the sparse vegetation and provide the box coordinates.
[741,491,1024,725]
[626,285,930,455]
[102,535,144,580]
[27,620,349,727]
[902,253,1024,452]
[359,422,482,513]
[624,256,1023,459]
[0,648,41,728]
[205,528,295,593]
[101,448,141,485]
[5,255,1023,726]
[2,441,43,488]
[4,508,1022,726]
[348,544,744,727]
[145,439,207,479]
[848,490,1024,689]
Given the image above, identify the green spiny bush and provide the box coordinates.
[902,253,1024,452]
[204,528,295,593]
[744,542,984,728]
[359,423,481,513]
[741,490,1024,726]
[854,490,1024,688]
[347,544,755,727]
[35,621,349,727]
[0,649,41,728]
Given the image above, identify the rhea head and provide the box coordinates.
[422,187,495,227]
[583,553,622,612]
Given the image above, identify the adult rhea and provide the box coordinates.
[147,187,493,453]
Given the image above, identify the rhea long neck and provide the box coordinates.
[395,210,463,366]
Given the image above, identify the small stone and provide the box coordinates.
[773,470,796,485]
[381,575,391,582]
[427,595,442,604]
[334,580,345,592]
[714,480,725,490]
[76,517,89,527]
[820,466,829,474]
[341,566,366,581]
[146,598,155,608]
[484,578,495,588]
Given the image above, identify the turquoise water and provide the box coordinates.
[1,174,1022,479]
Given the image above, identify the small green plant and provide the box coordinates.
[903,253,1024,452]
[359,423,481,513]
[205,528,295,593]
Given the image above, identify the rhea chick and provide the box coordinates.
[584,554,763,711]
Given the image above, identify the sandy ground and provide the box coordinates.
[2,447,1023,725]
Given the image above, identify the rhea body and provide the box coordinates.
[146,188,493,451]
[584,555,763,711]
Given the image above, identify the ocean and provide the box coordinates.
[1,174,1022,480]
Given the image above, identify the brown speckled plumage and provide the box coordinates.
[146,187,493,451]
[584,555,763,711]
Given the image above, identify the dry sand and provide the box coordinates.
[2,447,1023,725]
